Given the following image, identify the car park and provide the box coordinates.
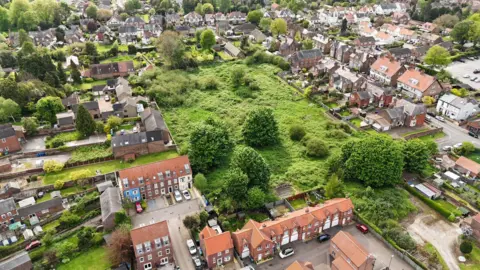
[174,190,183,202]
[135,202,143,213]
[192,256,202,269]
[279,247,295,258]
[317,233,331,242]
[435,116,445,122]
[356,223,369,234]
[187,239,197,255]
[25,240,42,251]
[183,190,191,200]
[469,131,479,138]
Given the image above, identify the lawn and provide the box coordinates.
[68,145,113,164]
[401,128,430,137]
[466,150,480,163]
[57,246,110,270]
[74,79,108,91]
[424,243,449,270]
[435,199,463,216]
[35,185,91,203]
[43,150,179,184]
[339,110,351,117]
[418,132,446,141]
[350,118,362,128]
[461,243,480,270]
[45,131,85,148]
[42,220,59,232]
[289,198,307,210]
[118,123,135,130]
[97,43,128,53]
[161,62,358,191]
[100,55,136,64]
[421,163,439,178]
[324,101,339,109]
[218,51,234,60]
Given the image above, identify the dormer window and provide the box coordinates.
[409,78,418,85]
[380,65,388,72]
[166,171,171,178]
[158,172,164,180]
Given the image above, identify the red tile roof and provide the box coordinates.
[331,231,370,268]
[130,220,170,247]
[332,256,355,270]
[397,68,436,92]
[200,226,233,257]
[117,156,190,190]
[286,260,314,270]
[455,156,480,175]
[371,56,403,78]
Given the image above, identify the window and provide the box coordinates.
[7,212,11,217]
[139,177,144,184]
[174,178,177,184]
[1,214,6,219]
[140,187,145,192]
[160,257,168,264]
[166,248,170,254]
[168,180,171,185]
[163,236,170,246]
[143,262,152,269]
[155,238,162,249]
[148,254,152,260]
[139,257,144,262]
[154,183,158,188]
[265,244,269,249]
[161,182,164,187]
[225,249,229,254]
[158,172,164,180]
[257,246,262,251]
[155,190,159,195]
[144,242,151,252]
[136,244,144,254]
[166,170,171,178]
[224,256,231,262]
[123,178,129,188]
[218,252,222,256]
[158,251,162,256]
[1,138,5,143]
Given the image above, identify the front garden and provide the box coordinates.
[45,131,85,149]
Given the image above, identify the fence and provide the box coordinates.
[404,127,443,140]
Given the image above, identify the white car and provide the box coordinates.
[133,127,138,133]
[442,145,452,151]
[186,239,197,255]
[183,190,191,200]
[279,247,294,258]
[464,74,470,78]
[454,143,463,148]
[434,157,443,163]
[174,190,183,202]
[435,116,445,122]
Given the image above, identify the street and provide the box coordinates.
[429,118,480,149]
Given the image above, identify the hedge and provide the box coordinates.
[403,183,453,219]
[122,116,141,123]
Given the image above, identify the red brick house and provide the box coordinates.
[470,214,480,241]
[286,260,314,270]
[18,197,64,222]
[330,231,376,270]
[199,226,234,269]
[349,91,372,108]
[131,221,175,270]
[84,61,135,79]
[111,130,170,159]
[397,68,443,99]
[369,55,405,87]
[454,156,480,179]
[290,49,322,69]
[232,198,354,263]
[353,36,375,50]
[0,198,18,227]
[0,124,24,154]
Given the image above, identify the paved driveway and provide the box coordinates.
[22,136,47,152]
[255,225,413,270]
[10,154,71,172]
[429,118,480,149]
[65,134,107,147]
[445,60,480,90]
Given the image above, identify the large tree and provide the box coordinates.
[242,108,279,147]
[246,187,265,210]
[231,146,270,191]
[424,45,451,68]
[85,3,98,19]
[451,20,473,45]
[247,10,263,25]
[125,0,142,13]
[403,139,429,173]
[36,96,64,125]
[342,135,404,187]
[259,18,271,31]
[433,14,459,28]
[75,105,96,136]
[224,168,249,204]
[22,117,39,136]
[0,7,9,32]
[9,0,31,27]
[32,0,59,26]
[218,0,230,13]
[188,118,233,172]
[107,225,134,266]
[0,97,20,122]
[200,29,215,50]
[156,31,186,67]
[325,174,344,199]
[270,18,287,36]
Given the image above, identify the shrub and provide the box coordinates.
[460,241,473,254]
[327,130,348,139]
[248,81,260,90]
[448,213,456,222]
[43,160,64,173]
[200,76,218,90]
[54,180,64,190]
[306,138,329,158]
[289,125,306,141]
[70,169,91,181]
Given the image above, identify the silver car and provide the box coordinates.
[174,190,182,202]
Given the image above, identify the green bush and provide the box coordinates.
[289,125,306,141]
[460,241,473,254]
[306,138,329,158]
[68,144,112,163]
[44,160,64,173]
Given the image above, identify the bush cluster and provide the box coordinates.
[245,51,290,70]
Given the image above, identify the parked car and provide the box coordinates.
[25,240,42,251]
[187,239,197,255]
[133,127,138,133]
[240,266,255,270]
[474,69,480,74]
[464,74,470,78]
[471,76,478,81]
[435,116,445,122]
[135,202,143,213]
[317,233,331,242]
[442,145,452,151]
[192,256,202,269]
[120,129,125,135]
[356,223,369,234]
[183,190,191,200]
[279,247,295,258]
[434,157,443,163]
[469,131,479,138]
[458,59,465,63]
[105,95,110,101]
[174,190,183,202]
[37,191,44,198]
[425,115,432,122]
[454,143,463,149]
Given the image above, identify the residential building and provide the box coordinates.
[118,25,139,44]
[56,111,75,127]
[290,49,322,69]
[199,226,234,268]
[107,16,123,29]
[455,156,480,179]
[0,198,17,227]
[330,67,367,92]
[420,22,440,33]
[349,91,372,108]
[419,32,442,45]
[393,99,427,127]
[375,3,398,15]
[436,94,477,121]
[375,31,395,45]
[330,41,354,63]
[397,68,443,99]
[84,61,135,79]
[0,124,24,154]
[392,12,410,24]
[232,198,354,263]
[366,83,394,107]
[125,16,146,28]
[119,97,140,118]
[61,93,80,109]
[100,187,122,230]
[388,47,412,63]
[0,252,32,270]
[184,12,203,26]
[141,108,170,143]
[18,197,64,223]
[131,221,174,270]
[227,11,247,24]
[279,37,301,56]
[224,42,244,58]
[72,101,101,119]
[286,261,314,270]
[366,99,426,131]
[349,52,376,74]
[330,231,376,270]
[354,36,375,50]
[470,214,480,240]
[313,35,332,54]
[467,120,480,136]
[116,156,191,201]
[115,77,133,101]
[249,29,267,43]
[232,23,256,35]
[369,55,405,86]
[166,13,180,26]
[111,130,170,159]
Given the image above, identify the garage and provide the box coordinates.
[323,218,331,230]
[332,214,339,227]
[281,232,290,245]
[290,229,298,242]
[241,247,250,258]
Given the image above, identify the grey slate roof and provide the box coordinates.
[388,47,411,56]
[0,198,16,214]
[73,101,99,112]
[357,36,375,43]
[111,130,164,148]
[141,108,167,132]
[97,181,114,193]
[386,107,405,121]
[17,197,64,217]
[0,124,16,139]
[0,252,31,270]
[100,187,122,222]
[357,91,372,100]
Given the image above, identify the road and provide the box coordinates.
[429,118,480,149]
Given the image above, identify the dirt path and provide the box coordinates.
[405,197,461,270]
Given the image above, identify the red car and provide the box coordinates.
[25,240,42,251]
[135,202,143,213]
[356,223,369,234]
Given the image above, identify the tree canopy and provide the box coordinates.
[231,146,271,191]
[270,18,287,36]
[403,139,429,173]
[200,29,216,50]
[156,31,186,67]
[75,105,96,136]
[36,96,64,125]
[242,108,279,147]
[247,10,263,24]
[424,45,451,68]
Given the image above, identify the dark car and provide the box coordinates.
[356,223,369,234]
[469,131,479,138]
[25,240,42,251]
[458,59,466,63]
[317,233,331,242]
[474,69,480,74]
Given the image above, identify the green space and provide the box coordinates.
[435,199,463,216]
[161,62,359,190]
[339,110,351,117]
[401,128,430,137]
[466,150,480,163]
[222,212,270,232]
[43,150,179,184]
[43,219,60,232]
[460,243,480,270]
[118,123,135,130]
[421,163,439,178]
[349,118,362,128]
[186,47,214,62]
[289,198,307,210]
[74,79,108,91]
[57,246,110,270]
[424,243,449,270]
[96,43,128,53]
[100,55,140,66]
[45,131,85,148]
[418,132,446,141]
[68,145,113,164]
[218,51,234,60]
[324,101,339,109]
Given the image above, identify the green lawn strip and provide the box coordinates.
[45,131,85,147]
[74,79,108,91]
[57,246,110,270]
[42,220,60,232]
[435,199,463,216]
[401,128,430,137]
[118,124,134,130]
[218,51,234,60]
[289,198,307,210]
[460,243,480,270]
[324,101,339,108]
[43,150,179,184]
[350,118,362,127]
[421,163,439,178]
[417,132,446,141]
[424,243,449,270]
[162,62,352,192]
[466,151,480,163]
[97,43,128,53]
[68,145,113,164]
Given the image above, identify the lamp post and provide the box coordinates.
[387,254,394,270]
